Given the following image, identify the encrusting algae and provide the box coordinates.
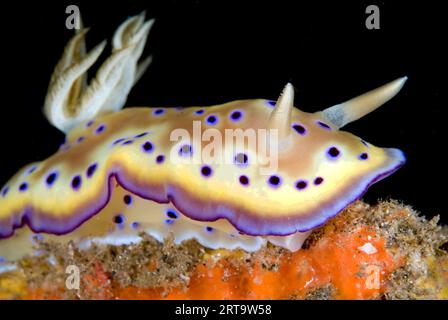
[1,200,446,300]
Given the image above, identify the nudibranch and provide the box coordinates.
[0,13,407,267]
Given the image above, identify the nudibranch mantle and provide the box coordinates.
[0,13,406,263]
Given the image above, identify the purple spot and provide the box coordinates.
[314,177,324,185]
[327,147,340,159]
[95,124,106,134]
[156,155,165,164]
[114,214,124,224]
[268,175,281,188]
[239,175,249,186]
[142,141,153,152]
[361,139,369,147]
[234,153,248,167]
[317,121,331,130]
[86,163,97,178]
[153,108,165,116]
[112,138,125,145]
[122,140,134,145]
[46,172,58,186]
[134,132,149,138]
[165,219,174,225]
[266,100,276,108]
[179,144,192,157]
[28,166,37,174]
[205,226,214,233]
[77,136,85,144]
[359,152,369,160]
[131,222,140,229]
[295,180,308,190]
[27,165,38,175]
[194,109,205,115]
[201,165,213,177]
[292,123,306,135]
[123,194,132,205]
[230,110,243,121]
[71,175,82,190]
[19,182,28,192]
[2,186,9,197]
[166,209,178,219]
[86,120,95,128]
[206,115,218,125]
[0,256,5,263]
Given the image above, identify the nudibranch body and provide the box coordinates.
[0,13,406,266]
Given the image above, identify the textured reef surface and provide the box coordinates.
[1,200,446,300]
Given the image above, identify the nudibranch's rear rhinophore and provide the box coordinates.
[0,13,406,267]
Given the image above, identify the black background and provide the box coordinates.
[0,1,446,222]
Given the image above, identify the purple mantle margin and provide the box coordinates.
[0,148,406,239]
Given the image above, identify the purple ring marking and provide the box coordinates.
[156,155,165,164]
[230,110,243,121]
[268,175,282,188]
[359,152,369,160]
[123,194,132,205]
[317,121,331,130]
[134,132,149,138]
[153,108,165,116]
[166,209,178,219]
[142,141,154,153]
[295,180,308,190]
[86,163,98,178]
[327,146,341,159]
[114,214,124,224]
[71,175,82,190]
[112,138,126,145]
[1,186,9,197]
[95,124,106,134]
[206,114,218,125]
[239,175,250,186]
[201,165,213,177]
[46,172,58,186]
[314,177,324,185]
[292,123,306,135]
[179,144,192,157]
